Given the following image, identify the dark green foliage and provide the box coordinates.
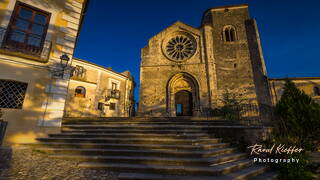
[272,79,320,179]
[272,153,314,180]
[275,79,320,150]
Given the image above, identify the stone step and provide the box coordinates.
[36,137,222,145]
[62,121,238,125]
[49,152,246,166]
[48,132,210,139]
[117,165,267,180]
[118,172,214,180]
[79,159,253,176]
[36,147,236,158]
[218,165,269,180]
[61,128,204,134]
[61,124,254,131]
[61,124,216,130]
[251,171,279,180]
[62,124,244,128]
[62,117,224,123]
[32,116,277,179]
[26,142,230,151]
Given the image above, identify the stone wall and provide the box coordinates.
[269,78,320,105]
[207,6,258,106]
[207,126,274,151]
[139,22,210,116]
[139,4,272,119]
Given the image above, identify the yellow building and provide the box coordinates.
[0,0,128,146]
[0,0,89,144]
[269,77,320,104]
[65,57,135,118]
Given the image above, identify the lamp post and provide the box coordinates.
[59,54,70,72]
[51,54,70,78]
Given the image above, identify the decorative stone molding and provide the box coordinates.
[162,31,197,62]
[167,72,200,116]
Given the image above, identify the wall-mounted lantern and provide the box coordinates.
[51,54,71,78]
[60,54,70,70]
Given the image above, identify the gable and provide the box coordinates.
[146,21,200,45]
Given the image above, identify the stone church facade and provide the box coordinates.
[139,4,272,118]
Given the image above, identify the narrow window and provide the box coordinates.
[0,80,28,109]
[230,28,236,41]
[111,82,117,91]
[75,86,86,98]
[109,103,116,110]
[3,2,50,56]
[314,86,320,96]
[224,29,230,41]
[224,26,236,42]
[98,102,104,111]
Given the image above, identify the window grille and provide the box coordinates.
[0,80,28,109]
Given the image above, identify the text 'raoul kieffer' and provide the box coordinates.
[247,144,303,155]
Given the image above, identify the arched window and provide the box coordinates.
[314,86,320,96]
[75,86,86,98]
[223,26,236,42]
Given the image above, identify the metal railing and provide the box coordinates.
[0,27,51,60]
[106,89,121,100]
[204,103,275,125]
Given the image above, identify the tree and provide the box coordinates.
[275,79,320,150]
[272,79,320,180]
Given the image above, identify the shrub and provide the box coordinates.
[272,79,319,179]
[275,79,320,151]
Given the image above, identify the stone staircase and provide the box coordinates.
[27,117,278,180]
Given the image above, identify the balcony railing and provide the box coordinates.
[0,27,51,60]
[106,89,120,100]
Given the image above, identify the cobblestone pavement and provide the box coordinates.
[0,146,118,180]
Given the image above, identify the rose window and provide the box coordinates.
[165,36,196,61]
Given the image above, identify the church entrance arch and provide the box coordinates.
[167,73,200,117]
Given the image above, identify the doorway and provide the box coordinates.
[175,90,193,116]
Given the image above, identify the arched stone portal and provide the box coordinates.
[167,73,200,117]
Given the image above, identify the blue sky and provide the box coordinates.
[74,0,320,100]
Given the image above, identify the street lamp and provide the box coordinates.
[51,54,70,78]
[60,54,70,70]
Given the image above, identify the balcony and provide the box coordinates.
[106,89,120,100]
[0,27,51,62]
